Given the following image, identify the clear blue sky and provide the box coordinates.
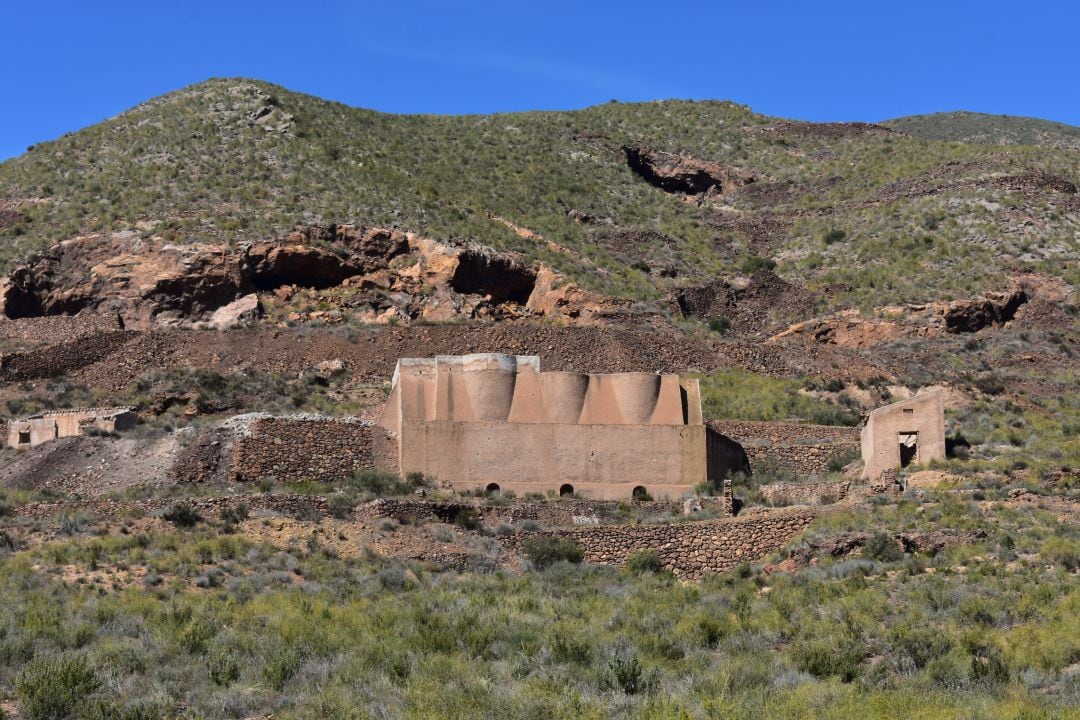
[2,0,1078,160]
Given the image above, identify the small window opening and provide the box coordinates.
[559,484,575,497]
[902,408,914,414]
[18,431,31,445]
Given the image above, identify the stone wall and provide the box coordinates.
[708,419,859,478]
[230,418,396,483]
[361,491,733,528]
[0,330,137,382]
[759,479,850,506]
[525,509,815,580]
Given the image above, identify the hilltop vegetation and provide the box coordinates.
[1,79,1078,308]
[885,111,1080,149]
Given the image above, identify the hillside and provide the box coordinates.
[1,78,1078,311]
[885,110,1080,149]
[0,79,1079,718]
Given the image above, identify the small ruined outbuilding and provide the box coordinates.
[378,354,746,499]
[4,407,137,449]
[861,391,945,480]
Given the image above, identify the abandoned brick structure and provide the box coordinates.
[378,354,748,499]
[861,391,945,480]
[4,407,137,449]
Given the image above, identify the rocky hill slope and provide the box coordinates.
[885,110,1080,149]
[1,78,1078,314]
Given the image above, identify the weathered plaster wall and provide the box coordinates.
[399,421,730,500]
[5,408,136,449]
[230,418,396,483]
[861,392,945,480]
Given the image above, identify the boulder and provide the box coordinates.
[208,293,262,329]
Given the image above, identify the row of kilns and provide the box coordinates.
[396,366,701,426]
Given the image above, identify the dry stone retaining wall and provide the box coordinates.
[760,479,850,505]
[527,509,815,580]
[0,331,138,381]
[229,417,395,483]
[708,420,859,477]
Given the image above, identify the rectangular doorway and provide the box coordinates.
[898,432,918,468]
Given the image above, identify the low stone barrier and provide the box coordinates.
[520,509,815,580]
[759,479,850,506]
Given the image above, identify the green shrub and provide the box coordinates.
[521,536,583,569]
[625,549,664,574]
[208,645,241,687]
[1042,537,1080,571]
[792,635,864,681]
[600,651,657,695]
[864,532,903,562]
[162,503,201,529]
[739,255,777,274]
[708,317,731,335]
[16,652,100,720]
[827,448,860,472]
[823,228,847,245]
[264,645,306,691]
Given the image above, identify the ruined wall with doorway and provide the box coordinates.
[861,392,945,480]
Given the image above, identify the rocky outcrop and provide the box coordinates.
[208,293,262,329]
[943,286,1028,333]
[671,270,819,336]
[623,145,755,196]
[0,225,628,329]
[770,282,1035,347]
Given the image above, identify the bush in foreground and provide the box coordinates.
[521,536,583,569]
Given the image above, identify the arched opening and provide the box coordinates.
[632,486,651,501]
[559,484,575,497]
[485,483,501,495]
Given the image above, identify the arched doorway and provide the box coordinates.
[632,486,651,501]
[559,484,575,497]
[485,483,501,495]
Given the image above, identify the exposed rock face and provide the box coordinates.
[770,281,1038,348]
[623,145,755,196]
[671,270,818,336]
[0,225,626,329]
[943,286,1028,333]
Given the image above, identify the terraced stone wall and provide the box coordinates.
[527,509,815,579]
[708,420,860,477]
[230,418,395,483]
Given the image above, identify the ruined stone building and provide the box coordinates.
[4,407,137,449]
[861,391,945,480]
[378,354,747,499]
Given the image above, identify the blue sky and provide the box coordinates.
[2,1,1078,160]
